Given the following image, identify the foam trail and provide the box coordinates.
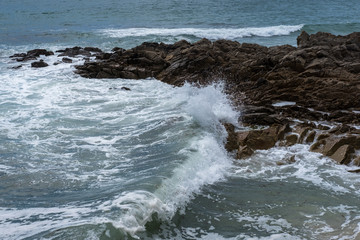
[93,83,239,237]
[99,25,304,40]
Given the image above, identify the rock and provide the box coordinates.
[70,32,360,127]
[241,113,281,125]
[62,57,72,63]
[11,65,22,69]
[294,126,311,143]
[352,156,360,166]
[285,134,298,146]
[305,130,316,143]
[246,135,276,150]
[322,136,357,156]
[84,47,102,52]
[31,60,48,68]
[121,87,131,91]
[237,145,254,159]
[224,123,238,152]
[317,133,330,141]
[276,154,296,165]
[57,47,92,57]
[329,144,354,164]
[10,49,54,62]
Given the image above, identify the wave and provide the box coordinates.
[98,24,304,40]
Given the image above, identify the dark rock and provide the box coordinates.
[62,57,72,63]
[84,47,102,52]
[57,47,91,57]
[11,65,22,69]
[10,49,54,62]
[305,130,316,143]
[31,60,48,68]
[121,87,131,91]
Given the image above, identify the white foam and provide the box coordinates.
[232,144,358,194]
[89,83,239,237]
[272,101,296,107]
[99,25,304,40]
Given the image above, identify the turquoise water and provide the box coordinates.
[1,1,360,239]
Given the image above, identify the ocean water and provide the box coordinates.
[1,0,360,239]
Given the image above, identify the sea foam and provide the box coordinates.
[99,24,304,40]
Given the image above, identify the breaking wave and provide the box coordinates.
[99,24,304,40]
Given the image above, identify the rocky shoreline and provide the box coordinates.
[9,31,360,168]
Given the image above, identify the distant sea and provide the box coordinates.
[1,1,360,239]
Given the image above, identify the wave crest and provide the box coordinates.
[99,24,304,40]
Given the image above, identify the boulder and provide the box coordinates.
[31,60,48,68]
[329,144,354,164]
[223,123,238,151]
[285,134,298,146]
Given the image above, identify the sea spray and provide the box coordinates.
[91,83,240,238]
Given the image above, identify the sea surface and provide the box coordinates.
[1,1,360,239]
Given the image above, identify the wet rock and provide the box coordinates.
[224,123,238,152]
[305,130,316,143]
[10,49,54,62]
[316,133,330,141]
[57,46,92,57]
[71,32,360,126]
[321,136,357,156]
[352,156,360,166]
[237,145,254,159]
[329,144,354,164]
[62,57,72,63]
[285,134,298,146]
[276,154,296,165]
[11,65,22,69]
[121,87,131,91]
[31,60,48,68]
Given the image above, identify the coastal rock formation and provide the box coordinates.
[9,31,360,167]
[224,122,360,166]
[73,31,360,125]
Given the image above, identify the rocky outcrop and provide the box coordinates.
[8,31,360,167]
[71,31,360,125]
[10,49,54,62]
[225,122,360,166]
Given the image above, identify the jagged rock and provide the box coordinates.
[330,144,354,164]
[321,136,357,156]
[305,130,316,143]
[224,123,238,152]
[317,133,330,141]
[235,124,290,159]
[294,126,311,143]
[70,31,360,126]
[285,134,298,146]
